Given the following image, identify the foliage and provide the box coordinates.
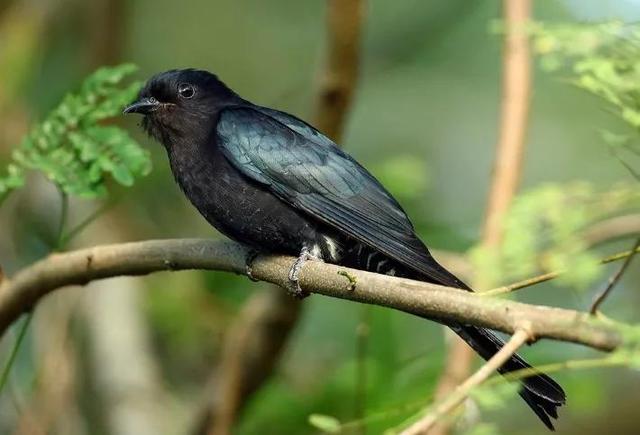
[472,21,640,290]
[469,382,519,413]
[530,20,640,177]
[0,64,149,200]
[308,414,342,433]
[472,181,640,288]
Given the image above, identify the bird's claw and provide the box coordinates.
[245,250,260,282]
[287,247,316,299]
[287,280,308,299]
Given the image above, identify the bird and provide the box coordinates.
[124,68,566,430]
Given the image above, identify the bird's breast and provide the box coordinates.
[167,144,325,256]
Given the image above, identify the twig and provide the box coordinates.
[59,199,115,247]
[0,239,625,351]
[433,1,533,429]
[0,185,68,396]
[590,236,640,314]
[400,328,531,435]
[0,313,31,393]
[481,245,640,296]
[55,188,68,250]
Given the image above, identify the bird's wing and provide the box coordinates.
[217,106,465,288]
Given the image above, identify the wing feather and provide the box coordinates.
[217,106,465,288]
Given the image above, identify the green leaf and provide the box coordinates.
[530,20,640,174]
[308,414,342,433]
[472,182,640,289]
[0,63,148,201]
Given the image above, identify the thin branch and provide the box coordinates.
[400,328,531,435]
[55,188,68,250]
[481,245,640,297]
[0,313,31,393]
[0,239,625,351]
[434,1,533,428]
[59,199,115,247]
[590,236,640,314]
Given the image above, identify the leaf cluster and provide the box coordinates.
[531,21,640,177]
[0,64,149,200]
[472,182,640,289]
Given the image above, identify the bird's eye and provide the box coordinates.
[178,83,195,99]
[148,96,158,104]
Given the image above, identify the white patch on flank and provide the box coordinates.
[387,268,396,276]
[323,236,339,262]
[310,244,323,260]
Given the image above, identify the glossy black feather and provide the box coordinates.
[217,106,468,289]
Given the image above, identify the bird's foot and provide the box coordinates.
[287,246,318,299]
[245,250,260,282]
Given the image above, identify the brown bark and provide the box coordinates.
[0,238,628,352]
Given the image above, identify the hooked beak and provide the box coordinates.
[123,97,160,115]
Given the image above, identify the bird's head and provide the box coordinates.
[124,69,239,145]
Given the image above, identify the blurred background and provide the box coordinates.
[1,0,639,434]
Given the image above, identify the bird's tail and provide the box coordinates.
[341,243,566,430]
[452,324,566,430]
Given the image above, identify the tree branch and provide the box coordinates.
[590,236,640,314]
[0,239,624,351]
[481,246,640,297]
[400,328,532,435]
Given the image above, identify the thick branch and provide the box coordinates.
[0,239,623,351]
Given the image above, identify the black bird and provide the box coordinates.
[124,69,566,429]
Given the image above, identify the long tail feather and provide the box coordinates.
[453,324,566,430]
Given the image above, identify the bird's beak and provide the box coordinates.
[123,97,160,115]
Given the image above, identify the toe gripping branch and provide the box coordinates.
[245,246,317,299]
[287,246,317,299]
